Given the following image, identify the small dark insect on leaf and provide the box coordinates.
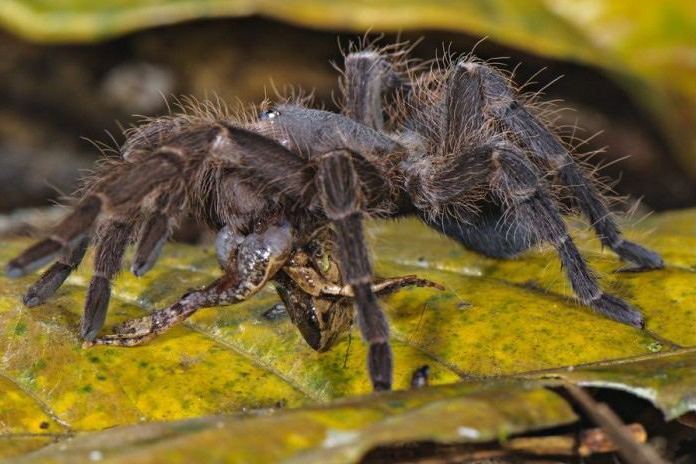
[5,39,663,392]
[410,365,430,389]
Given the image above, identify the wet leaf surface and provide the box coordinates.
[10,381,577,464]
[0,209,694,461]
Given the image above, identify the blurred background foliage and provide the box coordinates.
[0,0,694,216]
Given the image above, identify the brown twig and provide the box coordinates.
[564,382,667,464]
[363,423,648,463]
[505,423,646,457]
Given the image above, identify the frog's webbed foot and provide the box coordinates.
[320,274,444,298]
[371,275,444,296]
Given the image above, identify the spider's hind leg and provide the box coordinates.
[417,62,539,258]
[462,61,662,269]
[489,143,644,327]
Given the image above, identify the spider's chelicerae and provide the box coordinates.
[6,42,664,391]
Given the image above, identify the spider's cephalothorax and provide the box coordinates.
[6,43,663,391]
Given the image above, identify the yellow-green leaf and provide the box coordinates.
[11,380,577,464]
[11,351,696,464]
[1,209,695,461]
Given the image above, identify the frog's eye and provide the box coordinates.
[259,109,280,120]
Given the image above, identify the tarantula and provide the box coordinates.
[6,42,663,391]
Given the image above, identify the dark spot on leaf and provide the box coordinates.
[39,421,49,429]
[80,385,93,393]
[521,280,545,292]
[172,421,210,434]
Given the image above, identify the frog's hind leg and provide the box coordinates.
[87,222,293,347]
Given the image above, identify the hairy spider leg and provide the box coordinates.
[469,61,663,269]
[78,146,189,340]
[6,195,102,277]
[125,129,215,277]
[488,143,644,327]
[219,123,313,199]
[416,61,541,257]
[229,119,399,390]
[7,139,189,341]
[82,220,134,340]
[85,123,306,346]
[131,212,170,277]
[343,50,396,130]
[316,150,392,391]
[403,60,645,327]
[23,236,89,307]
[90,222,294,346]
[443,61,485,141]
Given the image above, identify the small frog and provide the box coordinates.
[275,228,442,351]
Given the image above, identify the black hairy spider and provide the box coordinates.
[6,42,663,391]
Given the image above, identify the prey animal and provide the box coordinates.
[6,43,663,391]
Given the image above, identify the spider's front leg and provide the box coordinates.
[316,149,393,391]
[6,143,191,340]
[89,222,293,346]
